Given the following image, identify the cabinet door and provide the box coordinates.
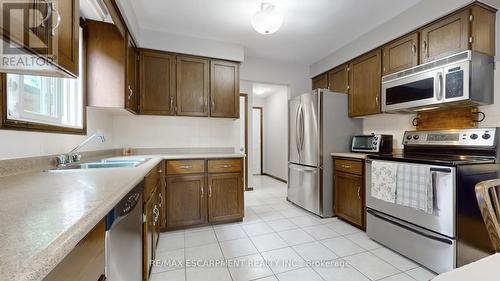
[328,64,348,93]
[143,196,154,281]
[382,32,419,75]
[159,162,167,231]
[420,10,470,63]
[348,49,382,117]
[125,35,138,113]
[335,171,364,227]
[153,188,160,252]
[54,0,80,76]
[176,56,209,116]
[312,73,328,90]
[139,50,176,115]
[210,60,240,118]
[208,173,244,223]
[166,174,207,229]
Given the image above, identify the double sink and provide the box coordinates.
[48,158,150,172]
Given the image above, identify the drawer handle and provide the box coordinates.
[342,164,352,169]
[221,164,232,168]
[179,165,193,169]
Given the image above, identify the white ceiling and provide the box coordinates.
[253,83,288,98]
[120,0,423,64]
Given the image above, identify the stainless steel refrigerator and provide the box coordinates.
[288,89,362,217]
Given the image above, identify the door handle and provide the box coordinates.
[201,186,204,197]
[299,105,305,153]
[295,104,302,157]
[208,185,212,198]
[170,96,174,111]
[127,86,133,100]
[436,72,444,101]
[357,186,361,200]
[159,193,163,207]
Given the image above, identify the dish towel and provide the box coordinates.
[396,164,434,214]
[371,161,398,203]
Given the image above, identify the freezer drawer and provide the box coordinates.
[367,209,455,274]
[288,163,320,215]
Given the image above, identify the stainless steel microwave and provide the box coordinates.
[382,51,493,113]
[351,134,393,154]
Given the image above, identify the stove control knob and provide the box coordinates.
[470,134,478,140]
[406,135,413,140]
[482,133,491,140]
[413,135,420,140]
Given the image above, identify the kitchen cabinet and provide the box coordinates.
[208,173,244,223]
[143,163,162,281]
[312,73,328,90]
[333,157,365,229]
[176,56,210,117]
[0,0,80,77]
[420,4,495,63]
[126,35,139,113]
[348,49,382,117]
[382,32,419,75]
[43,220,105,281]
[166,174,207,229]
[143,191,155,281]
[159,161,167,231]
[328,64,349,93]
[139,50,176,115]
[210,60,240,118]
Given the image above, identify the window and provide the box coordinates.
[1,29,85,133]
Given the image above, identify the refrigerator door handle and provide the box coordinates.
[295,104,302,157]
[300,105,305,154]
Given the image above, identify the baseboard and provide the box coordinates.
[262,173,287,183]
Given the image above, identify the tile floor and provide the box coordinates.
[150,176,438,281]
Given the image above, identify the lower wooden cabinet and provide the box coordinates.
[143,193,155,281]
[208,173,244,223]
[43,220,105,281]
[333,157,365,229]
[163,158,244,231]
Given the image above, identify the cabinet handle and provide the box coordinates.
[423,40,427,50]
[128,86,133,100]
[342,164,352,169]
[170,96,174,111]
[201,186,204,197]
[159,193,163,207]
[208,185,212,198]
[179,165,193,169]
[51,5,61,36]
[211,99,215,111]
[412,44,417,54]
[375,96,379,106]
[357,186,361,200]
[39,0,52,27]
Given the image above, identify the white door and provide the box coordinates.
[252,108,262,175]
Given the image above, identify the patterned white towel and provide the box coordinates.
[396,164,433,214]
[371,161,398,203]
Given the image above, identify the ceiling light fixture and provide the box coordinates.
[251,2,283,35]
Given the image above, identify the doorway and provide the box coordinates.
[252,107,263,175]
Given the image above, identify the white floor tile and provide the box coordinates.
[250,233,288,252]
[406,267,438,281]
[345,232,382,250]
[254,276,278,281]
[215,226,248,242]
[302,224,341,240]
[292,241,338,262]
[275,267,323,281]
[326,221,361,235]
[289,216,322,228]
[344,252,400,280]
[277,229,315,246]
[379,273,417,281]
[227,254,274,281]
[320,236,366,257]
[260,247,305,274]
[185,243,223,261]
[220,238,259,259]
[153,248,185,273]
[371,248,419,271]
[150,268,185,281]
[312,259,370,281]
[157,233,185,252]
[267,218,299,232]
[242,222,274,236]
[185,229,218,248]
[186,265,232,281]
[259,211,286,222]
[280,209,306,218]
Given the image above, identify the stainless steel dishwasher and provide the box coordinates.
[105,181,144,281]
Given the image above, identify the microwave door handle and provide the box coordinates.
[436,72,444,101]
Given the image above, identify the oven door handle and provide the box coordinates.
[367,209,453,245]
[429,167,450,212]
[430,168,451,173]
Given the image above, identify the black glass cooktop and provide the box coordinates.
[368,153,496,166]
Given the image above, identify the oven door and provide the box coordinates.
[382,67,444,112]
[366,160,456,238]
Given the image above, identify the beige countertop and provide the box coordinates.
[0,153,244,281]
[331,152,369,160]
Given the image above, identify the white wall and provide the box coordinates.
[0,107,115,160]
[112,115,238,149]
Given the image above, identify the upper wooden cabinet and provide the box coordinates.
[312,73,328,90]
[328,64,349,93]
[420,4,495,63]
[348,49,382,117]
[382,32,419,75]
[0,0,79,77]
[139,50,176,115]
[210,60,240,118]
[125,35,138,113]
[176,56,210,117]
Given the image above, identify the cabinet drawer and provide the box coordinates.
[335,159,363,175]
[167,160,205,174]
[145,164,162,201]
[208,159,242,173]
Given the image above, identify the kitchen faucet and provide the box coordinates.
[56,131,106,167]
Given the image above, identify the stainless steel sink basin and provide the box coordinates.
[47,158,150,172]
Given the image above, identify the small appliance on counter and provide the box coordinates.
[366,128,500,274]
[351,134,393,154]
